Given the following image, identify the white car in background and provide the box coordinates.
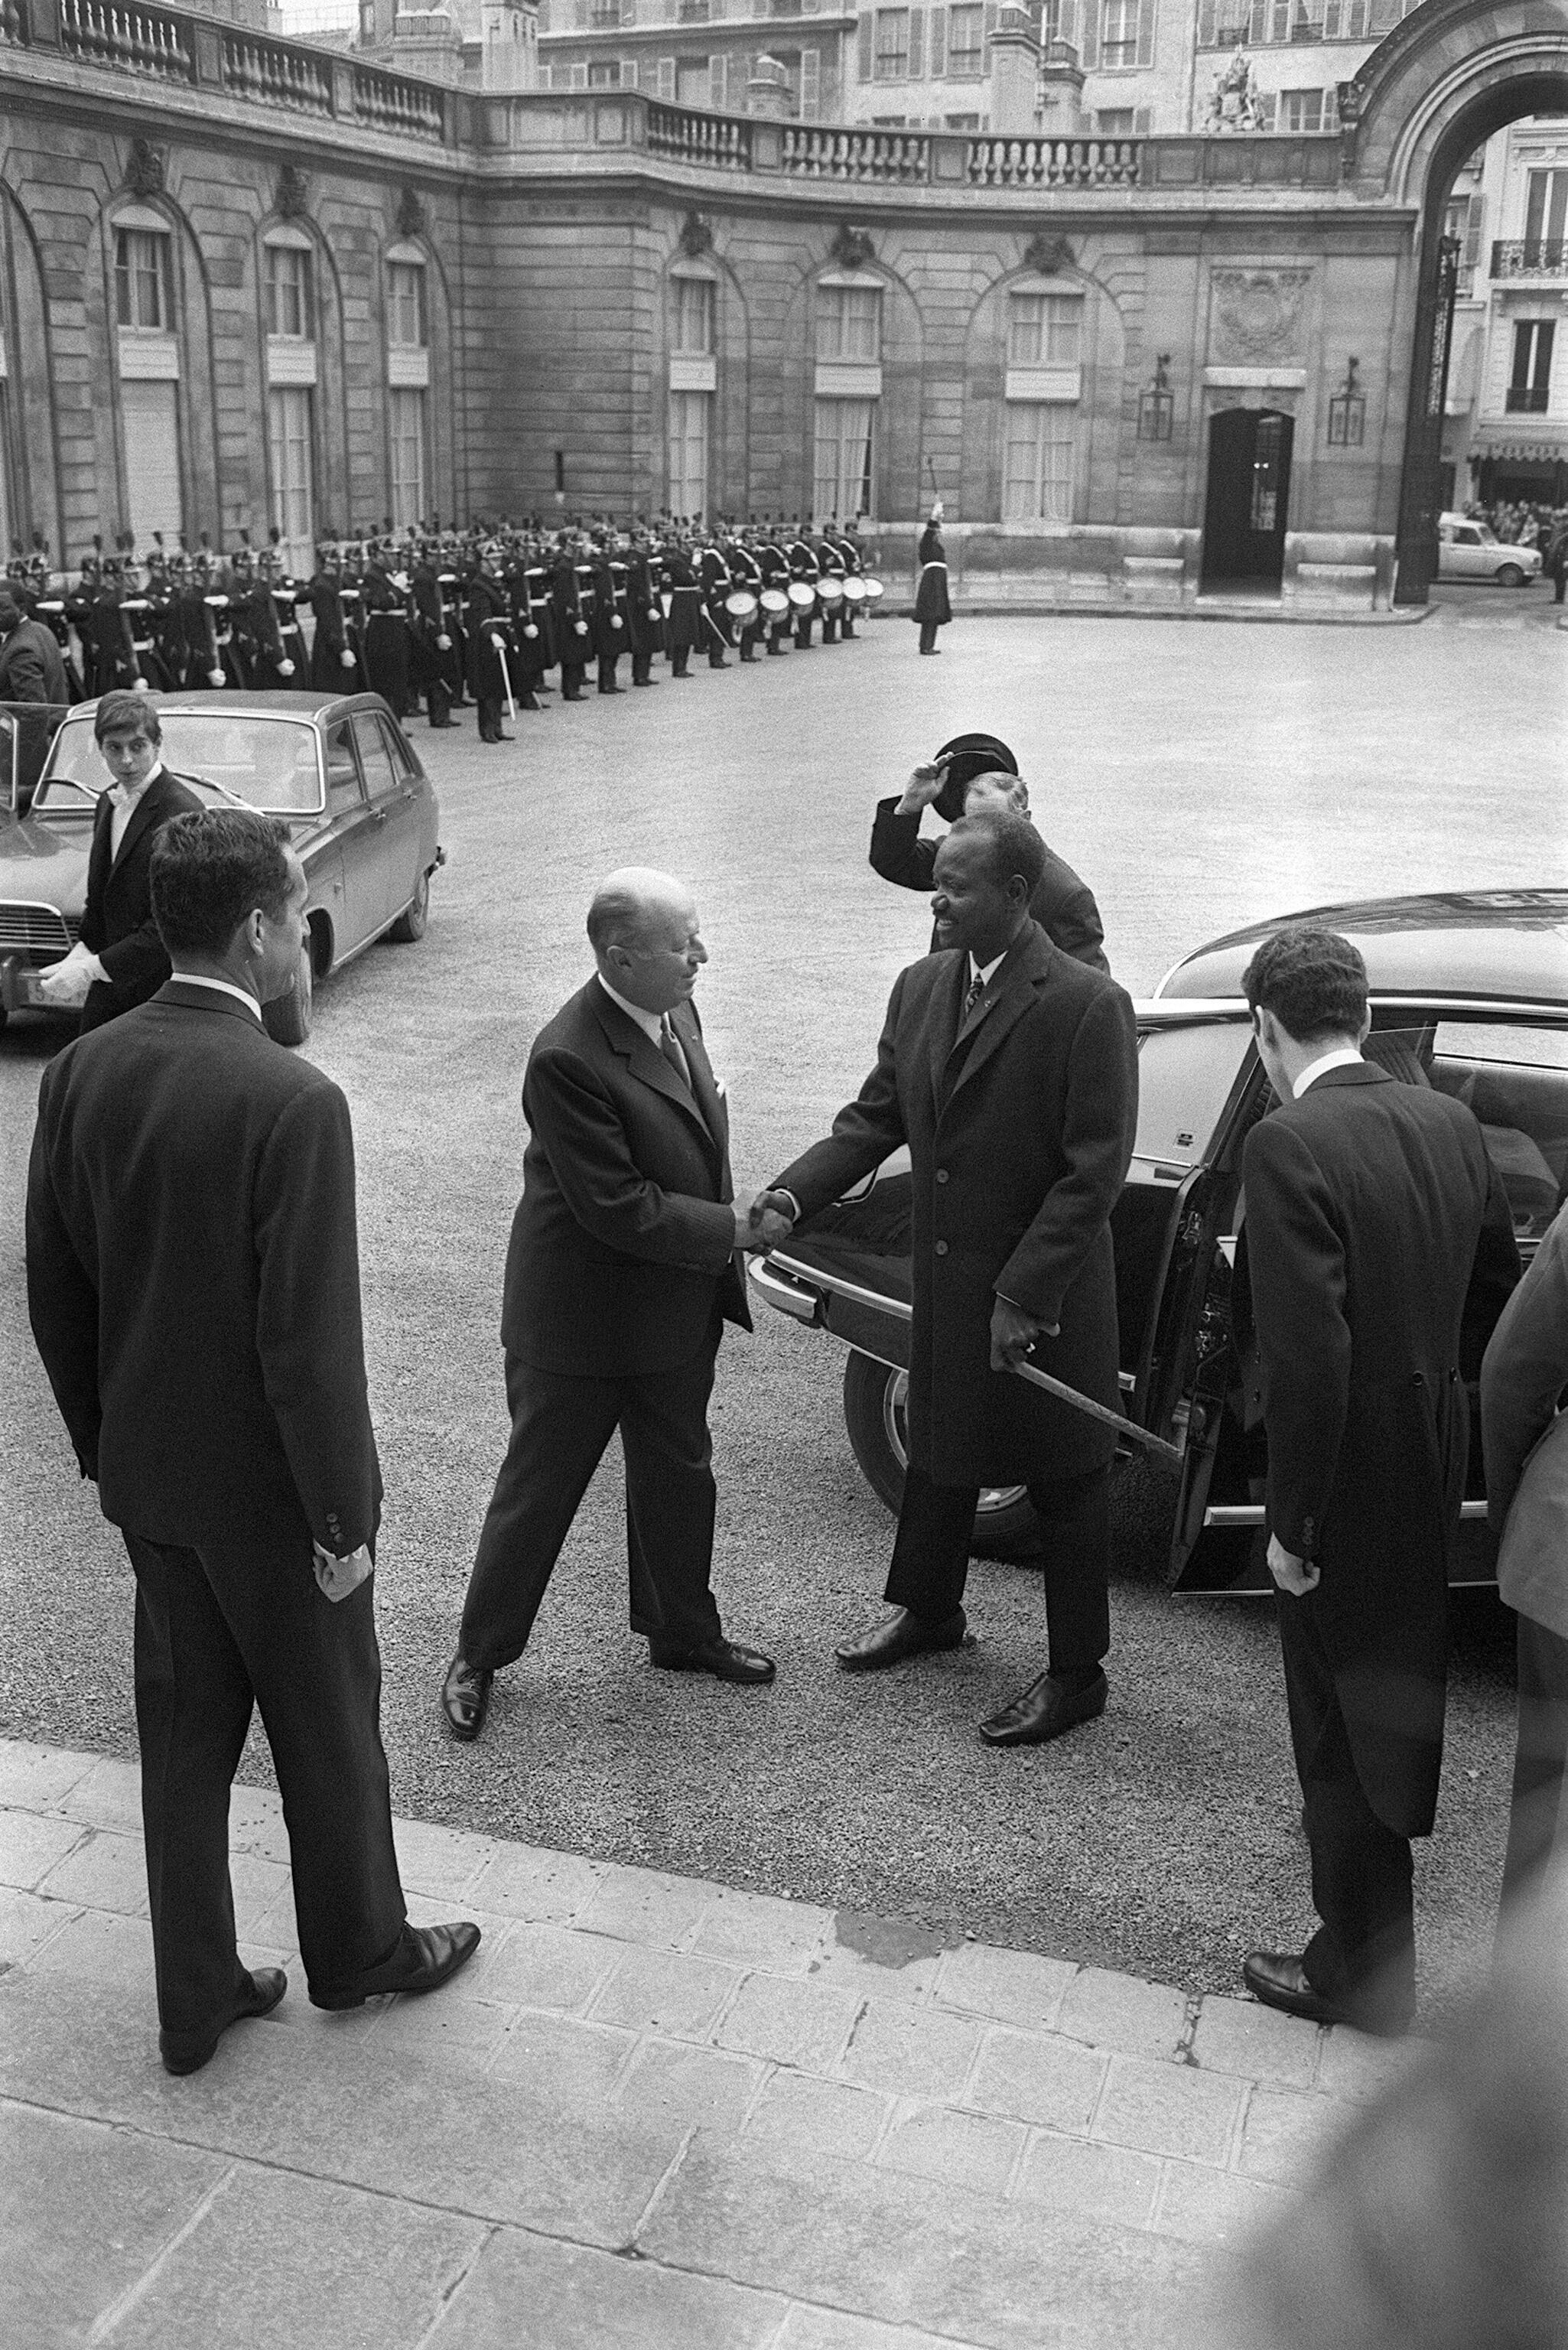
[1436,512,1543,587]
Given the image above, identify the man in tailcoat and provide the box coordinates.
[1238,926,1518,2034]
[26,807,478,2073]
[440,868,786,1741]
[870,731,1108,972]
[34,694,205,1033]
[625,532,664,687]
[771,812,1137,1746]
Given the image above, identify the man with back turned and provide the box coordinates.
[26,807,479,2075]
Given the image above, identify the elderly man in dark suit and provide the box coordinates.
[441,867,786,1743]
[26,808,478,2075]
[870,731,1109,973]
[772,810,1138,1747]
[1238,926,1518,2036]
[0,586,69,702]
[34,691,205,1032]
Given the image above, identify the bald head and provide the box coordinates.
[588,867,708,1014]
[963,770,1031,821]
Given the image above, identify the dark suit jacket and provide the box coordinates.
[775,922,1137,1486]
[1241,1062,1518,1834]
[26,981,382,1554]
[76,765,206,1030]
[869,799,1109,974]
[500,977,751,1379]
[0,616,68,704]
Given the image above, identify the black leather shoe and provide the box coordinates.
[834,1606,968,1673]
[979,1667,1107,1746]
[160,1966,287,2075]
[441,1652,493,1741]
[1241,1950,1352,2027]
[314,1921,482,2011]
[648,1636,776,1684]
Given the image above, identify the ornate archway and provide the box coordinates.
[1339,0,1568,602]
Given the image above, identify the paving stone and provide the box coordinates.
[574,1863,719,1949]
[1153,2160,1293,2247]
[466,1843,605,1923]
[225,1783,291,1864]
[427,2226,787,2348]
[25,1903,155,1990]
[1316,2026,1426,2104]
[0,1886,81,1966]
[1237,2085,1351,2186]
[1056,1969,1189,2061]
[391,1817,497,1901]
[803,1941,946,2006]
[691,1887,834,1974]
[615,2039,763,2140]
[0,1806,89,1892]
[490,2009,636,2101]
[1190,1995,1320,2089]
[226,1854,295,1937]
[877,2104,1026,2197]
[36,1826,149,1915]
[716,1971,861,2071]
[588,1942,741,2039]
[57,1756,144,1834]
[1012,2130,1162,2228]
[0,2098,228,2347]
[105,2159,488,2349]
[369,1990,517,2067]
[968,2027,1108,2133]
[741,2070,892,2168]
[839,2002,983,2100]
[459,1919,614,2013]
[773,2308,982,2349]
[0,1739,98,1811]
[934,1942,1077,2034]
[639,2139,1205,2349]
[1091,2057,1245,2167]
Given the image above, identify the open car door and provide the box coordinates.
[1,702,72,817]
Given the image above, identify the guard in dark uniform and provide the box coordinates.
[662,539,702,679]
[698,533,732,670]
[727,529,763,662]
[590,535,627,693]
[463,554,515,744]
[915,504,952,655]
[551,537,590,701]
[787,522,819,650]
[625,531,664,687]
[756,529,792,656]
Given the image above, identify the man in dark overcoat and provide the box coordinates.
[26,808,478,2072]
[1238,926,1518,2034]
[870,731,1109,971]
[914,506,952,654]
[440,867,785,1741]
[661,541,703,679]
[0,586,69,701]
[625,532,665,687]
[771,811,1138,1746]
[463,556,516,742]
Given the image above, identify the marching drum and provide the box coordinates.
[840,577,868,604]
[786,581,816,611]
[725,590,760,622]
[816,577,844,605]
[861,577,886,604]
[760,588,790,617]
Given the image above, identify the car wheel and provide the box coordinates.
[388,867,431,944]
[263,934,314,1047]
[841,1351,1043,1561]
[1495,562,1525,588]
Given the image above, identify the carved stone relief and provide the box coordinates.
[1208,269,1313,366]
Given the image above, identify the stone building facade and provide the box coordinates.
[1,0,1565,608]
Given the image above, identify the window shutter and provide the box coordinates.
[620,0,635,21]
[709,54,724,103]
[1196,0,1215,39]
[621,52,638,81]
[982,0,999,65]
[1255,86,1276,125]
[1247,0,1266,37]
[570,58,588,83]
[801,44,821,109]
[1134,0,1153,62]
[574,0,587,24]
[929,3,945,68]
[1462,196,1483,273]
[1078,0,1096,66]
[1134,103,1150,130]
[658,53,675,94]
[909,6,924,71]
[857,9,873,76]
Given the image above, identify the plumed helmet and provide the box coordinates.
[931,731,1019,825]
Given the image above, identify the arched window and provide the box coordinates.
[813,269,883,519]
[262,226,318,574]
[668,258,718,517]
[385,239,429,529]
[1001,275,1086,523]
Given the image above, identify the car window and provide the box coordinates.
[377,714,418,783]
[1430,1020,1568,1241]
[352,713,399,803]
[1456,527,1482,545]
[1134,1020,1253,1167]
[324,721,363,815]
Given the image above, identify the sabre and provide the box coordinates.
[490,633,516,722]
[926,457,941,503]
[1010,1358,1188,1473]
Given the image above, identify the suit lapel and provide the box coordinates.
[110,769,172,876]
[86,791,113,901]
[939,925,1056,1112]
[669,1001,727,1162]
[927,954,968,1115]
[590,981,719,1157]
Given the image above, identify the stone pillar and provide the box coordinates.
[390,9,466,83]
[987,4,1039,135]
[481,0,537,90]
[747,54,794,120]
[1036,38,1085,134]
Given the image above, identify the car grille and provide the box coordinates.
[0,903,79,966]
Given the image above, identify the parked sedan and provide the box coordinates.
[0,692,444,1046]
[750,890,1568,1594]
[1436,513,1543,587]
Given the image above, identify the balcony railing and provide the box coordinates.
[60,0,197,83]
[968,135,1140,188]
[782,125,930,181]
[1492,239,1568,278]
[646,98,753,167]
[1505,386,1551,414]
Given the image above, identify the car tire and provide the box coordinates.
[1495,562,1525,588]
[263,934,314,1047]
[388,867,431,944]
[841,1350,1043,1562]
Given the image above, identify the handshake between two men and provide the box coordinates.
[734,1188,797,1255]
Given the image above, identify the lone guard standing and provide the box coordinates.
[914,502,952,656]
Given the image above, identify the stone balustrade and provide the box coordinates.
[781,124,932,182]
[646,97,753,168]
[1491,238,1568,278]
[966,135,1140,190]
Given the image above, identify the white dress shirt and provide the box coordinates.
[1293,1046,1364,1099]
[168,972,263,1022]
[596,972,663,1046]
[969,949,1007,992]
[109,760,164,862]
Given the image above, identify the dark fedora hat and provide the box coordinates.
[932,731,1019,823]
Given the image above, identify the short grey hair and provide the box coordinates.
[587,884,655,955]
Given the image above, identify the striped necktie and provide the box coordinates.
[659,1017,693,1089]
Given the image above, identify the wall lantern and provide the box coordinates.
[1327,356,1366,448]
[1137,353,1175,443]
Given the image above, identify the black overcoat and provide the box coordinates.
[869,799,1110,972]
[913,525,952,625]
[1241,1063,1519,1835]
[77,766,206,1030]
[775,923,1137,1486]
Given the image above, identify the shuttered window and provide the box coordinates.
[1100,0,1137,65]
[857,8,872,76]
[657,53,676,93]
[1136,0,1155,66]
[909,7,924,73]
[122,379,182,544]
[947,1,982,66]
[928,6,946,71]
[874,8,910,74]
[800,46,820,111]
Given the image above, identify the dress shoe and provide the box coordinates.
[1241,1950,1352,2027]
[979,1667,1107,1746]
[313,1920,482,2011]
[441,1652,493,1741]
[648,1635,776,1684]
[159,1965,287,2075]
[834,1606,968,1673]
